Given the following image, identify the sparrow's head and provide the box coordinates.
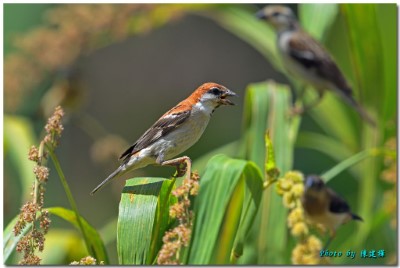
[304,175,325,192]
[256,5,298,32]
[194,82,237,109]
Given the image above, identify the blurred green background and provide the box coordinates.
[4,3,397,265]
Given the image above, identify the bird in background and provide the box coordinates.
[301,175,363,248]
[256,5,376,126]
[91,82,236,195]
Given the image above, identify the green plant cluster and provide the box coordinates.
[4,3,397,265]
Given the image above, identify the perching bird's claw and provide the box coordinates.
[174,162,188,177]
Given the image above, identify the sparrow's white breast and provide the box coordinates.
[161,102,212,159]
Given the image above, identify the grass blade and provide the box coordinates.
[299,4,338,41]
[117,177,176,265]
[47,207,109,264]
[4,116,37,201]
[188,154,263,264]
[238,81,299,264]
[3,216,32,263]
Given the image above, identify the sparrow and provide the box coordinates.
[301,175,363,248]
[91,82,236,195]
[256,5,376,126]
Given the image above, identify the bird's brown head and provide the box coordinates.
[303,175,328,201]
[256,5,298,32]
[305,175,325,192]
[193,82,237,107]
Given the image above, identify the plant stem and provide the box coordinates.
[321,148,379,182]
[47,146,94,258]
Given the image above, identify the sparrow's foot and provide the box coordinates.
[175,162,187,177]
[289,106,304,116]
[161,156,192,179]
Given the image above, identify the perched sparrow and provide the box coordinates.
[302,175,363,247]
[256,5,376,126]
[91,82,236,195]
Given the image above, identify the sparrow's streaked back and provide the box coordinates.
[256,5,376,126]
[91,82,236,195]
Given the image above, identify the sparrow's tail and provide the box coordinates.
[341,91,377,127]
[91,165,125,195]
[351,213,363,222]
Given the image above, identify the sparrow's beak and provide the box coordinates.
[255,10,267,20]
[219,89,237,106]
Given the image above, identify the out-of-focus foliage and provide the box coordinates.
[207,3,396,265]
[4,116,37,202]
[4,3,396,265]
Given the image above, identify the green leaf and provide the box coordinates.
[188,154,263,264]
[340,4,391,250]
[47,207,109,264]
[239,81,299,264]
[299,4,338,41]
[376,4,397,122]
[4,207,108,264]
[296,131,353,162]
[341,4,383,109]
[117,177,176,265]
[3,215,32,263]
[239,82,270,170]
[4,115,37,201]
[321,149,377,182]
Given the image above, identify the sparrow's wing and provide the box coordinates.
[119,106,191,161]
[327,188,350,214]
[288,31,352,94]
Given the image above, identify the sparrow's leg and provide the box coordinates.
[291,89,325,116]
[161,156,192,180]
[323,229,336,250]
[289,85,298,107]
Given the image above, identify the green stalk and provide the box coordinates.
[321,148,378,182]
[47,147,94,258]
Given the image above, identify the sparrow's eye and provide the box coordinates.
[272,11,280,17]
[208,87,221,96]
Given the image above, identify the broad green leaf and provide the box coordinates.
[188,154,263,264]
[239,81,299,264]
[299,4,338,41]
[3,215,32,263]
[341,4,383,109]
[340,4,387,251]
[230,161,265,263]
[376,4,397,122]
[239,82,270,170]
[47,207,109,264]
[4,115,37,201]
[117,177,176,265]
